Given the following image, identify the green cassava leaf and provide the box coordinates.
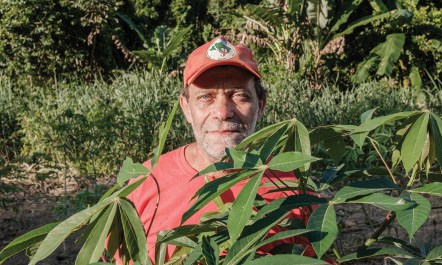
[401,112,430,173]
[319,164,345,190]
[201,236,219,265]
[119,198,150,265]
[426,244,442,260]
[254,194,327,220]
[152,101,178,169]
[339,247,413,262]
[430,113,442,166]
[350,108,377,148]
[259,124,288,162]
[306,204,338,259]
[295,121,312,171]
[117,158,150,186]
[236,120,289,150]
[228,170,264,244]
[374,33,406,76]
[324,133,346,164]
[183,244,202,265]
[254,229,311,250]
[183,170,259,223]
[195,162,235,177]
[332,178,398,202]
[345,193,411,211]
[76,203,117,265]
[396,192,431,241]
[267,152,320,172]
[409,182,442,196]
[354,111,420,133]
[243,254,329,265]
[159,224,217,244]
[226,149,262,168]
[0,222,59,264]
[224,210,289,265]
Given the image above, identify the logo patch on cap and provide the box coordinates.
[206,38,236,60]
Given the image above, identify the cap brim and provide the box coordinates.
[186,60,261,87]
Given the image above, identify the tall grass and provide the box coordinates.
[1,70,441,179]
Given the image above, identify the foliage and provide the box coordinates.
[0,0,135,81]
[1,103,442,264]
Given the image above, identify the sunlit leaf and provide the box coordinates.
[236,120,289,150]
[345,193,411,211]
[228,171,264,244]
[224,210,289,265]
[183,244,202,265]
[119,198,150,265]
[243,254,328,265]
[254,229,311,250]
[259,124,288,162]
[333,178,398,202]
[396,192,431,241]
[183,170,259,223]
[117,158,150,186]
[306,204,338,259]
[226,149,262,168]
[350,108,377,148]
[401,113,429,173]
[267,152,320,172]
[409,182,442,196]
[76,203,117,265]
[152,101,179,169]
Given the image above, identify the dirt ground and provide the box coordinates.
[1,172,441,265]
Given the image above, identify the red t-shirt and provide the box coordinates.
[121,145,314,263]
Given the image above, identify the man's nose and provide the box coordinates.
[213,96,234,120]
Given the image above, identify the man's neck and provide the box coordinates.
[184,142,227,178]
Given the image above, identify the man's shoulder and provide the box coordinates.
[143,145,186,169]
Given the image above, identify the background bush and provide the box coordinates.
[1,70,441,180]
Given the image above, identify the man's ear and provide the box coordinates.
[179,94,192,123]
[258,97,266,120]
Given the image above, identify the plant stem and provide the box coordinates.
[361,211,396,249]
[369,137,397,185]
[146,173,160,237]
[268,169,298,196]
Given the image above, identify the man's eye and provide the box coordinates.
[198,95,212,101]
[234,93,250,100]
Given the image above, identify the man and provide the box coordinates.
[123,36,313,263]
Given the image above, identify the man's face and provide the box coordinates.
[180,66,265,161]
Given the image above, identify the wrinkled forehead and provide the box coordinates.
[190,66,255,89]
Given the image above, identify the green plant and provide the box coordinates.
[1,104,441,264]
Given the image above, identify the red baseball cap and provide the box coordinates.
[183,36,261,87]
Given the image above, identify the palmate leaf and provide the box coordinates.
[332,178,398,202]
[254,229,311,249]
[226,149,262,168]
[295,121,312,171]
[319,164,345,190]
[409,182,442,196]
[243,254,328,265]
[228,170,264,244]
[350,108,377,149]
[0,222,59,264]
[401,112,430,173]
[324,133,346,163]
[267,152,320,172]
[182,170,259,223]
[236,120,289,150]
[396,192,431,241]
[259,123,288,162]
[223,210,289,265]
[374,33,406,76]
[159,224,218,244]
[117,158,150,186]
[75,203,117,265]
[306,204,338,259]
[353,111,420,133]
[339,247,413,262]
[346,193,411,211]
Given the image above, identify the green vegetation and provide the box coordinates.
[1,106,441,264]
